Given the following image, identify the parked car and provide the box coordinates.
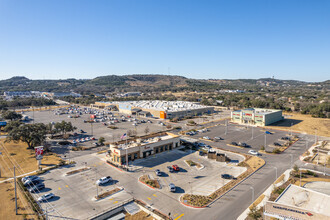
[281,137,290,140]
[248,150,260,156]
[274,142,282,146]
[80,129,86,133]
[203,136,211,140]
[221,174,233,179]
[96,176,112,185]
[239,142,249,148]
[169,183,176,192]
[231,142,238,146]
[155,169,161,176]
[38,193,55,202]
[172,165,180,171]
[22,175,40,183]
[167,166,174,173]
[23,178,41,187]
[28,183,45,192]
[265,131,272,134]
[214,137,223,140]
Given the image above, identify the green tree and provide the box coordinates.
[3,121,23,132]
[2,111,22,121]
[98,137,105,145]
[5,123,47,149]
[54,121,76,135]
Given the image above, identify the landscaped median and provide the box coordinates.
[180,155,265,208]
[185,160,203,170]
[138,175,161,189]
[94,187,123,201]
[65,167,90,176]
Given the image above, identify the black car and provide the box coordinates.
[231,142,238,146]
[274,142,282,146]
[281,137,290,140]
[221,174,233,179]
[167,166,174,173]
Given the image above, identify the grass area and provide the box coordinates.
[95,187,121,200]
[293,177,330,186]
[0,181,38,220]
[267,112,330,137]
[125,210,154,220]
[139,175,160,189]
[0,139,62,181]
[182,156,265,207]
[249,194,265,209]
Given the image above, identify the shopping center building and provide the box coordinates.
[264,184,330,220]
[231,108,283,126]
[92,100,214,119]
[108,132,181,165]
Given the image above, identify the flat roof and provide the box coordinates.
[104,101,213,113]
[275,184,330,217]
[116,134,175,150]
[233,108,282,115]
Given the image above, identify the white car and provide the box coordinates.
[96,176,112,185]
[203,136,211,140]
[37,193,55,202]
[248,150,260,156]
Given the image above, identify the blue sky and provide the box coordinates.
[0,0,329,82]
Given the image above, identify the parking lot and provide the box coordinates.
[186,122,298,153]
[36,153,133,219]
[130,148,246,196]
[24,108,167,144]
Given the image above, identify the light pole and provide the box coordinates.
[274,167,278,182]
[264,133,267,150]
[225,120,228,135]
[315,129,317,144]
[250,186,254,204]
[290,154,293,168]
[290,122,293,136]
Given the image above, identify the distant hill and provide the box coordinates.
[0,75,328,95]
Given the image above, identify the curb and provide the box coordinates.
[207,160,267,207]
[179,195,207,209]
[106,161,124,172]
[138,176,156,190]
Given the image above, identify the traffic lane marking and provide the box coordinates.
[147,197,151,200]
[174,213,184,220]
[153,194,157,197]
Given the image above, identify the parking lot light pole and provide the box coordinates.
[225,120,228,135]
[264,133,267,149]
[290,154,293,168]
[250,186,254,204]
[251,126,254,140]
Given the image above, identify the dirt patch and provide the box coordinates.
[249,194,265,209]
[66,167,89,175]
[95,187,121,200]
[125,210,154,220]
[139,175,160,189]
[267,113,330,137]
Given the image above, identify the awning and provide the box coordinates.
[131,108,142,113]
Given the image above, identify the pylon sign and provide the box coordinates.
[35,146,44,160]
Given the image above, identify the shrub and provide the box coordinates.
[260,146,265,151]
[272,148,281,154]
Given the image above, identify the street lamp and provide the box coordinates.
[290,154,293,168]
[250,186,254,204]
[251,126,254,140]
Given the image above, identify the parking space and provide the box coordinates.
[24,108,166,146]
[189,123,293,153]
[37,154,133,219]
[130,149,246,197]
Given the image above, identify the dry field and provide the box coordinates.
[0,139,62,181]
[267,113,330,137]
[0,181,38,220]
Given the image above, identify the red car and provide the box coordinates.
[172,165,179,171]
